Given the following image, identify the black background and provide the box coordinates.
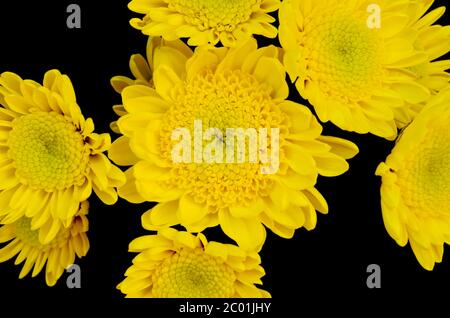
[0,0,449,310]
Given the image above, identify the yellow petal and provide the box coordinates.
[60,74,77,103]
[186,47,222,81]
[89,154,110,190]
[229,198,265,218]
[236,269,264,285]
[219,209,266,251]
[234,281,265,298]
[279,101,322,138]
[4,95,33,114]
[0,239,21,262]
[242,45,279,74]
[141,201,179,231]
[0,72,22,95]
[32,253,48,277]
[111,76,134,94]
[317,136,359,159]
[38,218,61,245]
[216,39,258,73]
[118,167,146,204]
[415,7,446,29]
[253,56,288,101]
[174,231,200,249]
[117,113,161,137]
[302,202,318,231]
[93,183,118,205]
[107,164,126,188]
[153,65,182,101]
[271,167,317,190]
[391,81,430,104]
[30,201,52,230]
[130,54,152,82]
[10,185,32,211]
[0,186,17,212]
[153,46,188,78]
[19,249,38,279]
[313,152,349,177]
[129,235,171,252]
[184,213,219,233]
[410,239,436,271]
[134,160,171,181]
[122,85,168,114]
[284,141,317,175]
[177,193,208,224]
[188,30,212,46]
[378,14,409,38]
[0,225,15,243]
[263,197,305,229]
[204,241,228,261]
[303,187,328,214]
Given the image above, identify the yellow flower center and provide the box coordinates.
[151,248,235,298]
[304,8,383,101]
[160,70,287,208]
[170,0,258,32]
[8,112,89,191]
[12,217,70,249]
[397,117,450,216]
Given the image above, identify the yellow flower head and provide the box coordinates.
[109,38,358,251]
[118,228,270,298]
[128,0,280,47]
[279,0,450,139]
[376,88,450,270]
[0,201,89,286]
[0,70,125,245]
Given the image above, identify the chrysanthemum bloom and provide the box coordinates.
[0,70,125,244]
[118,228,270,298]
[279,0,450,139]
[0,201,89,286]
[110,37,192,134]
[376,89,450,270]
[127,0,280,47]
[109,39,358,250]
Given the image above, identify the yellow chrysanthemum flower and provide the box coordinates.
[128,0,280,47]
[279,0,450,139]
[109,38,358,251]
[0,70,125,244]
[0,201,89,286]
[118,228,270,298]
[376,88,450,270]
